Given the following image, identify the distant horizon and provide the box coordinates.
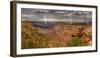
[21,8,92,23]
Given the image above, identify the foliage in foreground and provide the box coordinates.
[67,37,87,47]
[21,26,64,48]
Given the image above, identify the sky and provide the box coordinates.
[21,8,92,23]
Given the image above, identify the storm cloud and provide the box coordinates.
[21,8,92,23]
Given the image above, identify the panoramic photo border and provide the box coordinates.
[10,1,98,57]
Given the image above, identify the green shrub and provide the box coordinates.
[67,37,87,47]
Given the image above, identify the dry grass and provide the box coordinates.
[21,21,92,49]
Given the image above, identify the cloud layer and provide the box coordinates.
[21,8,92,23]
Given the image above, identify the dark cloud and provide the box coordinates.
[21,8,92,23]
